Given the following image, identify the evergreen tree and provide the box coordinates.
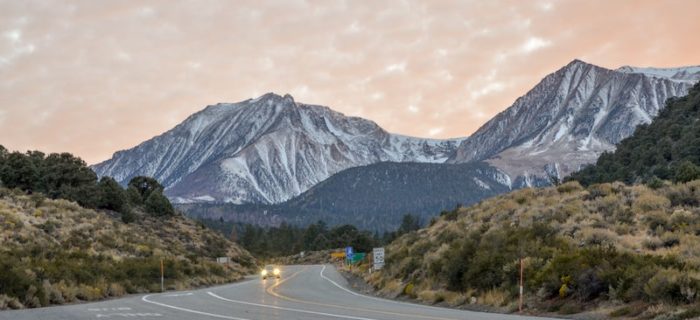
[144,191,175,217]
[128,176,163,200]
[397,214,421,235]
[1,152,39,191]
[126,186,144,205]
[675,160,700,183]
[97,177,128,212]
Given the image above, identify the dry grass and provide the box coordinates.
[417,290,443,304]
[480,289,509,307]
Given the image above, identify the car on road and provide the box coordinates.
[261,266,281,279]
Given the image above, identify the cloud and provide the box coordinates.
[428,127,444,136]
[521,37,551,53]
[0,28,35,67]
[471,82,506,99]
[384,62,406,73]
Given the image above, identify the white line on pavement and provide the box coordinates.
[207,291,381,320]
[141,294,250,320]
[163,292,193,297]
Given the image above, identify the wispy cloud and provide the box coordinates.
[0,0,698,163]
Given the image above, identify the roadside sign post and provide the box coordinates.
[373,247,385,271]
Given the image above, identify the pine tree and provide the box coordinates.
[98,177,128,212]
[145,191,175,217]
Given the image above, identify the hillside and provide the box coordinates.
[181,161,527,231]
[368,181,700,318]
[570,82,700,185]
[0,147,256,310]
[0,188,256,310]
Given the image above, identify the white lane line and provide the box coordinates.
[207,291,380,320]
[163,292,193,297]
[141,294,250,320]
[318,265,462,313]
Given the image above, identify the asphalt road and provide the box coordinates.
[0,264,560,320]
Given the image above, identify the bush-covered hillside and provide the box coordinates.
[0,146,256,309]
[369,181,700,318]
[570,82,700,185]
[0,188,256,309]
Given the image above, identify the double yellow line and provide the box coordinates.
[265,266,460,320]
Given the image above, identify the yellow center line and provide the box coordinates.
[265,266,460,320]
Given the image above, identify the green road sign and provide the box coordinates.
[348,252,365,264]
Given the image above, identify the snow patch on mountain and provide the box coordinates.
[617,65,700,83]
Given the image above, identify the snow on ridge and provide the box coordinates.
[472,177,491,190]
[617,65,700,82]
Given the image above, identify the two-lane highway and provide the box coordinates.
[0,265,559,320]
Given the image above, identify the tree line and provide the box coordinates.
[200,213,423,258]
[0,145,175,222]
[569,82,700,186]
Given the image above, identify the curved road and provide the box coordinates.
[0,265,558,320]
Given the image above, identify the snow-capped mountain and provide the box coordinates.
[92,93,463,204]
[449,59,700,184]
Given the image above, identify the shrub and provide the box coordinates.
[106,283,126,297]
[557,181,583,193]
[0,294,23,310]
[403,282,416,298]
[54,280,77,303]
[634,193,671,213]
[644,269,683,302]
[42,280,64,305]
[480,288,508,307]
[666,183,700,207]
[417,290,443,304]
[586,183,614,199]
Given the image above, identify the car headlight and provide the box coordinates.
[261,270,268,276]
[273,268,280,275]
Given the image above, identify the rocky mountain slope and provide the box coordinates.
[92,94,462,204]
[449,60,700,184]
[570,81,700,185]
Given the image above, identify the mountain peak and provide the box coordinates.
[565,58,594,68]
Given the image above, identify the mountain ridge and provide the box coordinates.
[93,59,700,214]
[92,93,464,204]
[449,59,700,184]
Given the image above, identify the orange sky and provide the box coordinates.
[1,0,699,164]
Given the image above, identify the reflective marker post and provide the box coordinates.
[519,258,523,313]
[160,259,164,293]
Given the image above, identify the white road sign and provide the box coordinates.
[373,247,385,270]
